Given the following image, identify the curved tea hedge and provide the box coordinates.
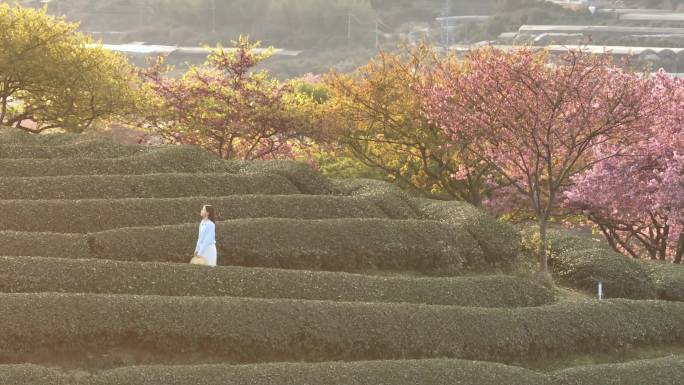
[0,195,387,233]
[0,232,90,259]
[2,356,682,385]
[545,230,658,300]
[0,360,549,385]
[636,260,684,302]
[0,128,89,145]
[331,178,420,219]
[0,146,232,177]
[0,140,145,159]
[0,219,483,275]
[0,257,555,307]
[414,199,521,266]
[551,355,684,385]
[236,160,334,195]
[0,294,681,365]
[330,179,521,265]
[91,219,482,274]
[90,219,481,275]
[0,173,299,200]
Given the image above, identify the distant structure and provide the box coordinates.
[619,13,684,22]
[86,43,302,68]
[445,44,684,74]
[543,0,590,10]
[517,25,684,37]
[435,16,492,46]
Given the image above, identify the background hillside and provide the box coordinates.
[9,0,682,78]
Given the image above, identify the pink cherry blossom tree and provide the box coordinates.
[138,36,316,160]
[422,47,662,280]
[565,71,683,263]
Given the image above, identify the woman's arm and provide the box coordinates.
[195,224,206,256]
[196,222,215,256]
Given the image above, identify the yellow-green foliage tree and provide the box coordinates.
[323,43,492,205]
[285,73,385,178]
[0,4,143,132]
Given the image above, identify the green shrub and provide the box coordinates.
[0,146,231,177]
[0,359,548,385]
[0,365,71,385]
[0,219,483,275]
[414,199,521,266]
[0,173,299,200]
[86,219,482,275]
[4,357,683,385]
[0,128,91,145]
[0,195,387,233]
[0,140,145,159]
[551,355,684,385]
[0,231,89,259]
[542,229,612,254]
[236,160,334,195]
[0,294,681,364]
[545,230,657,300]
[0,256,555,307]
[636,260,684,301]
[331,178,420,219]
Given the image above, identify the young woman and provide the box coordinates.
[193,205,217,267]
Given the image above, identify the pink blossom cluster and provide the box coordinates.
[565,71,683,262]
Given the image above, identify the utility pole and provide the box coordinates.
[347,10,351,44]
[211,0,216,33]
[375,18,379,49]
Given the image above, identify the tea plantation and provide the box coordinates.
[0,129,682,384]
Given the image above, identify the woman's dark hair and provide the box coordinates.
[204,205,218,222]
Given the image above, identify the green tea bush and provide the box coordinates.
[86,219,481,275]
[0,140,145,159]
[0,256,555,307]
[0,195,386,232]
[415,199,521,266]
[0,146,230,177]
[544,229,657,300]
[0,173,299,200]
[0,294,680,364]
[331,178,420,219]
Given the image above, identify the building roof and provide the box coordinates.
[596,8,671,14]
[518,25,684,35]
[435,16,491,22]
[446,44,684,56]
[545,45,684,55]
[619,13,684,22]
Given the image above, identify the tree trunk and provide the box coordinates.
[675,230,684,265]
[658,224,669,261]
[0,96,7,125]
[468,186,482,208]
[536,215,553,283]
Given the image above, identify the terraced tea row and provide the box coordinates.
[0,140,146,159]
[0,218,487,275]
[0,195,391,232]
[545,230,684,301]
[3,129,679,384]
[0,174,301,200]
[0,145,333,195]
[0,293,681,367]
[2,356,682,385]
[0,146,235,177]
[0,129,97,145]
[0,256,554,307]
